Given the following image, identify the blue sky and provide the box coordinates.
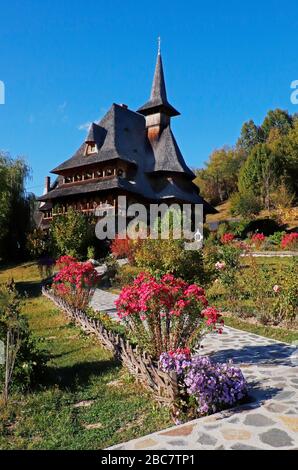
[1,0,298,194]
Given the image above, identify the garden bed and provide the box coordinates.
[42,287,179,405]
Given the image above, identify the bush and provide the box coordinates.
[160,350,247,418]
[87,246,96,260]
[134,238,208,284]
[52,256,101,309]
[114,265,143,287]
[110,235,139,263]
[212,245,242,298]
[50,208,95,260]
[242,218,283,238]
[230,191,261,218]
[26,228,48,258]
[267,231,286,247]
[115,273,223,359]
[250,232,266,250]
[281,232,298,250]
[0,283,47,399]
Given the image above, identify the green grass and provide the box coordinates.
[223,315,298,344]
[0,263,171,450]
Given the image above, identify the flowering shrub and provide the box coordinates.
[160,350,247,418]
[221,233,235,245]
[115,273,223,358]
[251,232,266,249]
[110,235,138,263]
[281,232,298,250]
[53,257,101,309]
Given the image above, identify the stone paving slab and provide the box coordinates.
[90,288,119,321]
[107,326,298,450]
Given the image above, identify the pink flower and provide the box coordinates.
[273,284,281,293]
[215,261,226,270]
[221,233,235,244]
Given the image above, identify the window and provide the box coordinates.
[95,169,103,178]
[64,176,72,184]
[117,168,124,177]
[74,174,82,182]
[85,143,97,155]
[106,168,113,176]
[84,172,92,180]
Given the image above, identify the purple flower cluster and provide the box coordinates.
[159,351,247,416]
[159,350,192,375]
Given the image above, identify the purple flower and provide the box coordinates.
[159,351,247,416]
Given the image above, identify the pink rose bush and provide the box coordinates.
[221,233,235,245]
[251,232,266,249]
[115,272,223,358]
[53,256,101,309]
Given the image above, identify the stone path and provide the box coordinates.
[90,288,119,321]
[90,288,298,450]
[108,326,298,450]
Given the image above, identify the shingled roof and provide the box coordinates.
[40,48,217,215]
[137,52,180,117]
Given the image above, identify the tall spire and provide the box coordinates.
[137,41,180,117]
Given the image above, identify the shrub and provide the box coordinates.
[0,282,46,401]
[281,232,298,250]
[212,245,242,298]
[221,233,235,244]
[115,273,223,359]
[134,238,207,284]
[50,208,95,259]
[267,231,286,247]
[87,246,96,260]
[242,218,283,238]
[115,265,143,287]
[251,232,266,249]
[230,191,261,218]
[26,228,48,258]
[53,257,101,309]
[160,350,247,418]
[110,235,139,263]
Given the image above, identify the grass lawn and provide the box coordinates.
[0,262,171,450]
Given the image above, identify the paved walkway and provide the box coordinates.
[90,289,298,450]
[90,288,119,321]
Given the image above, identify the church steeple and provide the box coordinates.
[137,42,180,119]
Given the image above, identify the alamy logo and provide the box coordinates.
[94,197,204,250]
[0,80,5,104]
[290,80,298,104]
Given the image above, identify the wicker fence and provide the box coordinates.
[42,287,178,404]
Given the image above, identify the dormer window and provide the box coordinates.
[85,143,97,155]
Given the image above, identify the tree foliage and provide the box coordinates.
[50,208,95,259]
[0,152,33,261]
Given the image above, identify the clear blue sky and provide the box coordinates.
[1,0,298,194]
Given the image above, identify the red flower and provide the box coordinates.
[221,233,235,244]
[281,232,298,250]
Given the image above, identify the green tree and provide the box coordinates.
[237,119,264,154]
[238,143,283,210]
[0,152,33,261]
[50,208,95,259]
[194,147,245,204]
[261,109,293,139]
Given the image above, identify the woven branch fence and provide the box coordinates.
[42,287,178,404]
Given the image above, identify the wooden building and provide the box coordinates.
[38,48,216,228]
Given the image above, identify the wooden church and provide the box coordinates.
[38,47,216,228]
